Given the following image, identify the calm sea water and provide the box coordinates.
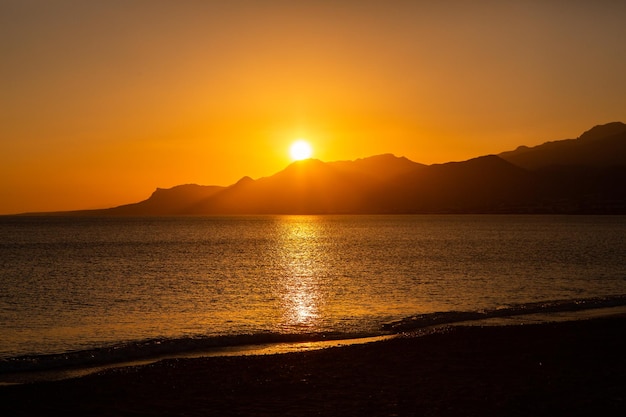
[1,215,625,373]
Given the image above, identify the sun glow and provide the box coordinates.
[289,140,313,161]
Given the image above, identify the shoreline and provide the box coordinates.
[0,334,396,386]
[2,303,625,386]
[1,315,624,416]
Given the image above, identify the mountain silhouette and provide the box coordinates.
[53,122,626,215]
[187,155,425,214]
[369,155,538,213]
[92,184,224,215]
[499,122,626,170]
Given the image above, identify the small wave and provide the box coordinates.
[382,294,626,333]
[3,295,625,379]
[0,331,377,375]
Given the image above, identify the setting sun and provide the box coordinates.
[289,140,313,161]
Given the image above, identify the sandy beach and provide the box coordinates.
[1,316,624,417]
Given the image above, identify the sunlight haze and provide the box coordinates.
[1,0,625,214]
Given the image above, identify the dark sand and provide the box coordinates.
[1,316,624,416]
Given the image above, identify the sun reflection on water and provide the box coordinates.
[276,216,326,331]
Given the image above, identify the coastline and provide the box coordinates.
[1,315,624,416]
[3,297,624,385]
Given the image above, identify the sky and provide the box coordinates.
[1,0,625,214]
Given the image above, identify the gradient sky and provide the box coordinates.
[2,0,625,214]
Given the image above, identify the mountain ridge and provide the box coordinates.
[23,122,626,215]
[498,122,626,170]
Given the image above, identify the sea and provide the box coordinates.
[1,215,625,383]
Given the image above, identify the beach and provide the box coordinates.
[1,315,624,417]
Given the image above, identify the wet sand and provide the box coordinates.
[1,316,624,416]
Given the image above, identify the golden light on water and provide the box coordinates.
[277,217,323,329]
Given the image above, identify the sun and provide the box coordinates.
[289,139,313,161]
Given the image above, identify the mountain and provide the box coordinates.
[55,122,626,215]
[370,155,538,213]
[187,154,426,214]
[89,184,224,215]
[496,122,626,213]
[499,122,626,170]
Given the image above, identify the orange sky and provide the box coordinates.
[1,1,625,214]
